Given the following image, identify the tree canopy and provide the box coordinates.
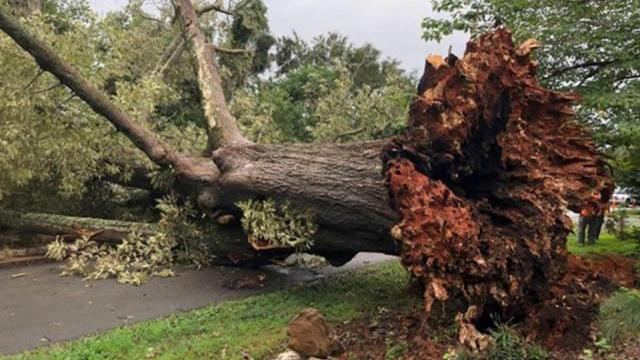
[233,33,415,144]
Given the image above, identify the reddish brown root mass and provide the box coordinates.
[521,254,637,350]
[382,28,614,329]
[336,256,637,359]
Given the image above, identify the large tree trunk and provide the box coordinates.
[212,142,396,240]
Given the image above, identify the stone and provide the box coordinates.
[273,350,302,360]
[287,308,344,358]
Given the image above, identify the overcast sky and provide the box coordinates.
[88,0,468,72]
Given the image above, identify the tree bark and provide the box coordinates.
[0,209,157,243]
[211,141,399,255]
[175,0,248,151]
[154,0,233,78]
[213,142,395,232]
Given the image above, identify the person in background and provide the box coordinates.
[594,187,613,241]
[577,193,600,245]
[594,198,609,241]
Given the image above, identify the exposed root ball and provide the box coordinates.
[383,28,613,324]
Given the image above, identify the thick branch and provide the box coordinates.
[171,1,235,25]
[197,3,234,16]
[0,7,182,170]
[550,59,617,77]
[152,26,248,78]
[0,208,157,243]
[152,33,186,76]
[154,1,235,77]
[175,0,247,151]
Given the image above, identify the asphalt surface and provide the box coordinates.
[0,252,395,355]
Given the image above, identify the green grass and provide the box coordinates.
[385,340,409,360]
[598,289,640,346]
[3,261,413,360]
[566,232,638,257]
[621,208,640,216]
[486,324,548,360]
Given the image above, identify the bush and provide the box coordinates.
[598,289,640,345]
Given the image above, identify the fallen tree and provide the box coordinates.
[0,1,398,265]
[0,208,157,243]
[0,0,613,333]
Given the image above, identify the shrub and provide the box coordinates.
[598,289,640,345]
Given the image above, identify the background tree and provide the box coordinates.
[422,0,640,192]
[233,33,415,144]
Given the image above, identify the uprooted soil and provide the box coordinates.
[519,255,637,352]
[336,255,638,359]
[382,28,615,330]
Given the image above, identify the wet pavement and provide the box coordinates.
[0,252,395,355]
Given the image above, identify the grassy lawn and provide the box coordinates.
[565,210,639,258]
[3,261,413,360]
[621,208,640,216]
[567,232,638,257]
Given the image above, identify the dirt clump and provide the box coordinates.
[287,308,344,358]
[336,309,446,360]
[520,254,637,351]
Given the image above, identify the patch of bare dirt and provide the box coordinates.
[520,254,637,351]
[336,308,447,360]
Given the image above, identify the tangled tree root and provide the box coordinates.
[382,28,614,343]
